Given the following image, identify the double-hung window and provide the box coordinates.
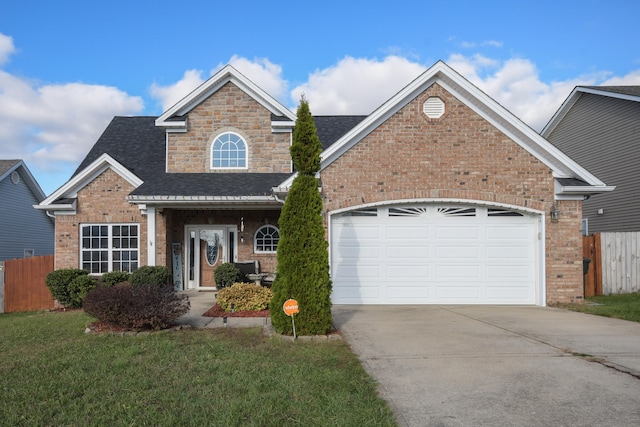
[81,224,139,273]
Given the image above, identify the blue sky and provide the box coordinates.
[1,0,639,195]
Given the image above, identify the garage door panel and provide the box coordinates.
[486,245,531,259]
[436,285,480,299]
[334,264,381,279]
[387,265,430,278]
[387,225,429,240]
[386,246,430,262]
[486,225,533,240]
[485,285,533,300]
[436,245,479,259]
[436,265,480,278]
[333,284,380,302]
[334,223,380,241]
[436,226,479,240]
[336,244,381,259]
[486,265,533,279]
[386,285,430,299]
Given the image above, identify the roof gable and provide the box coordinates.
[37,153,143,212]
[0,159,47,201]
[542,85,640,137]
[277,61,613,196]
[155,65,296,132]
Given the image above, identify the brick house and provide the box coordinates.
[37,61,613,305]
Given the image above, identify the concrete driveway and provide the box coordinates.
[332,305,640,427]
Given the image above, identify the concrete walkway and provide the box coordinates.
[175,290,271,329]
[332,305,640,427]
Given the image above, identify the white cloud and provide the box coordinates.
[0,33,14,66]
[291,56,426,115]
[445,53,622,130]
[150,56,289,113]
[222,55,288,101]
[0,33,144,175]
[150,69,205,113]
[601,69,640,86]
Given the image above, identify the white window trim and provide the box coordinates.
[254,225,280,253]
[210,131,249,170]
[80,223,140,274]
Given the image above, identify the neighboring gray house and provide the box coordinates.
[542,86,639,234]
[0,160,54,260]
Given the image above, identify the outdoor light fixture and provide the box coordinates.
[550,202,560,221]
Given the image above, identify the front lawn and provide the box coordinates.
[566,293,640,323]
[0,311,397,426]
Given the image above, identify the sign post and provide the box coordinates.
[283,298,299,339]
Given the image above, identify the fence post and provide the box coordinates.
[0,261,5,314]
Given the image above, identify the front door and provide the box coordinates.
[186,225,237,290]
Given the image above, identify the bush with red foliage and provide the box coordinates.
[83,283,190,330]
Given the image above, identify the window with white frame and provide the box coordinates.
[254,225,280,253]
[211,132,247,169]
[81,224,139,273]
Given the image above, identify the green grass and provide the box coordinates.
[0,311,397,427]
[566,293,640,323]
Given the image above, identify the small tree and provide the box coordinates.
[270,96,333,335]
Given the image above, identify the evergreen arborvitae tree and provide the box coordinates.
[270,97,333,335]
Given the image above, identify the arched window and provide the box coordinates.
[254,225,280,253]
[211,132,247,169]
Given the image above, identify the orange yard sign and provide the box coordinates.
[283,299,299,316]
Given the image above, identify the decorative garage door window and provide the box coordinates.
[488,208,524,217]
[81,224,139,273]
[342,208,378,217]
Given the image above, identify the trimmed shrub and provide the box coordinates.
[45,268,89,308]
[130,266,172,287]
[83,283,190,330]
[67,275,97,308]
[100,271,131,287]
[217,283,273,312]
[214,263,244,290]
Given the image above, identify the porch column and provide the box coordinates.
[146,206,156,266]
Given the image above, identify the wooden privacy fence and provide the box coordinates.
[583,232,640,296]
[1,255,55,313]
[582,234,602,297]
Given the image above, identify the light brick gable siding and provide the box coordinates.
[166,82,291,174]
[321,83,583,304]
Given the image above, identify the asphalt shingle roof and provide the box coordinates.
[74,116,165,181]
[314,116,367,151]
[583,86,640,98]
[73,115,365,198]
[0,159,20,176]
[129,173,292,197]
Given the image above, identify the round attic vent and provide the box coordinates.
[10,171,20,184]
[423,97,445,118]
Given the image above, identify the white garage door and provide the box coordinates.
[330,204,539,305]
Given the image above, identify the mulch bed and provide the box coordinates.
[203,303,270,318]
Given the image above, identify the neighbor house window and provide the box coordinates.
[254,225,279,253]
[211,132,247,169]
[81,224,139,273]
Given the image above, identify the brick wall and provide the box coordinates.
[55,169,148,270]
[166,82,292,174]
[321,83,583,304]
